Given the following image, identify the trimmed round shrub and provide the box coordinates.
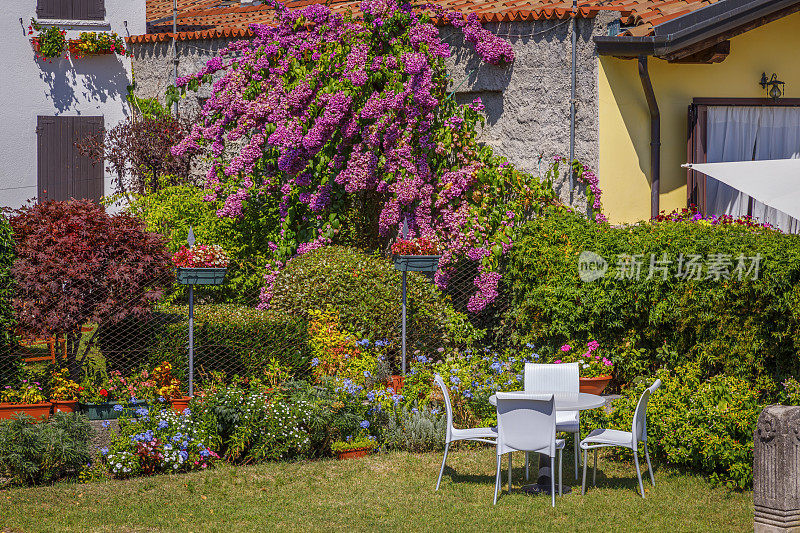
[268,246,480,368]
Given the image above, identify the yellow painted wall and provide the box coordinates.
[599,12,800,224]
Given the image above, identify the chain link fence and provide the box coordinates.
[0,255,514,399]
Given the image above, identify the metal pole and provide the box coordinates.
[400,216,408,377]
[186,227,195,397]
[568,0,577,204]
[401,271,407,376]
[188,283,194,397]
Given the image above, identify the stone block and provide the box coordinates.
[754,405,800,532]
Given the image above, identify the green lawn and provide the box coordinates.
[0,447,752,532]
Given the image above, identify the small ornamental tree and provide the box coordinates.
[169,0,558,312]
[10,200,173,379]
[77,115,196,197]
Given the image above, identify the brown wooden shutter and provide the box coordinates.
[73,116,104,202]
[687,104,708,214]
[86,0,106,20]
[36,0,59,19]
[37,116,104,203]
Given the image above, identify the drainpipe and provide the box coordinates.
[172,0,179,117]
[638,55,660,219]
[568,0,577,203]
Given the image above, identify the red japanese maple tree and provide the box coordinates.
[10,200,173,378]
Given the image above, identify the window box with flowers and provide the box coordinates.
[173,244,230,285]
[0,377,50,421]
[68,31,129,58]
[77,371,151,420]
[28,19,67,62]
[391,237,441,272]
[553,341,614,395]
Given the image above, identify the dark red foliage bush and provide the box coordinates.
[10,200,173,378]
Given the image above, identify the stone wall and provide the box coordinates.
[444,14,614,208]
[130,14,614,208]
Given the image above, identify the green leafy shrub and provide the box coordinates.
[268,246,481,369]
[597,364,762,489]
[0,412,92,485]
[98,304,310,380]
[384,403,445,452]
[190,382,312,462]
[505,209,800,390]
[127,185,281,300]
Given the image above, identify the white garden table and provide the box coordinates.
[489,391,606,495]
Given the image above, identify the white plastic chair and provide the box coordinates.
[434,374,497,491]
[494,392,564,507]
[524,362,581,479]
[580,378,662,497]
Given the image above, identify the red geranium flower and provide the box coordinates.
[99,388,108,397]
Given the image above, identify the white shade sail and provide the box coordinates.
[682,159,800,221]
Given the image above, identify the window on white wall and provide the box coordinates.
[36,0,105,21]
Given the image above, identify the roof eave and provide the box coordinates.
[595,0,800,58]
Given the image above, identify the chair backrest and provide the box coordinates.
[495,393,557,456]
[524,362,579,393]
[632,378,662,445]
[433,374,454,439]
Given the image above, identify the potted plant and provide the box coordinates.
[332,431,379,460]
[553,341,613,395]
[391,236,441,272]
[68,31,129,58]
[0,378,51,421]
[150,361,190,413]
[50,368,80,413]
[173,244,230,285]
[28,19,67,61]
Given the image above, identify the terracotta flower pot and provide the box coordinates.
[387,375,404,394]
[51,399,78,413]
[335,446,374,460]
[0,402,52,421]
[579,375,612,395]
[171,396,191,414]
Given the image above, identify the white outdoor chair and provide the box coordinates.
[580,378,662,498]
[524,362,581,479]
[434,374,497,491]
[494,392,564,507]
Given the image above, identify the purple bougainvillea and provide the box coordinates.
[169,0,558,311]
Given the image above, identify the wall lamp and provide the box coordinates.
[760,73,785,100]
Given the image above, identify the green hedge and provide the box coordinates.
[505,210,800,390]
[98,304,309,380]
[268,246,482,367]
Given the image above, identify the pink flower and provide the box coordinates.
[560,344,571,352]
[554,360,562,364]
[595,355,601,360]
[587,340,599,352]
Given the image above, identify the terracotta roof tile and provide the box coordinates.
[129,0,718,43]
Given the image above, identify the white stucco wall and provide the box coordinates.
[0,0,145,209]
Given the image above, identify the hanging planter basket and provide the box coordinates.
[393,255,441,272]
[176,267,227,285]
